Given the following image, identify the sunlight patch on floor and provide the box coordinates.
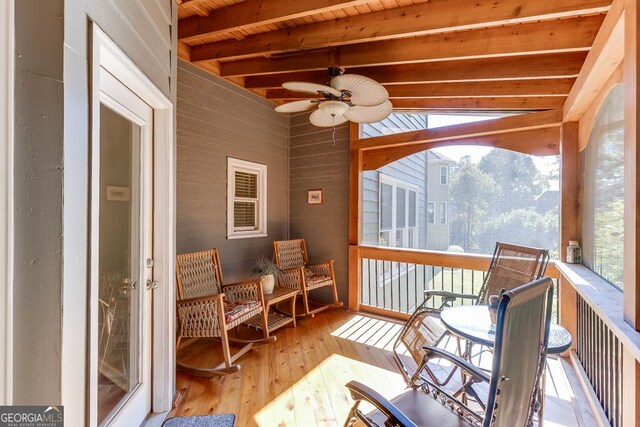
[330,314,404,351]
[253,353,407,427]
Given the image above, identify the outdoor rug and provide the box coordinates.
[162,414,236,427]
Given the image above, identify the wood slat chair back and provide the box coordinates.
[273,239,307,269]
[176,248,224,301]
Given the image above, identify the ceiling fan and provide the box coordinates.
[274,67,393,128]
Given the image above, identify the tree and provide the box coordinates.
[478,149,545,214]
[449,156,495,251]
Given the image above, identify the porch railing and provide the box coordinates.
[576,293,622,427]
[350,245,560,321]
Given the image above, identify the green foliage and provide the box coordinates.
[478,149,546,214]
[449,149,559,256]
[252,256,281,280]
[449,156,495,251]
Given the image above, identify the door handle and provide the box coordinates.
[146,279,159,290]
[123,278,137,290]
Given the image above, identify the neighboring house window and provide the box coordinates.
[440,165,449,185]
[440,202,448,224]
[227,157,267,239]
[378,175,418,249]
[427,202,435,224]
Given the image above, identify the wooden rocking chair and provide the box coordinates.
[273,239,343,317]
[175,248,275,377]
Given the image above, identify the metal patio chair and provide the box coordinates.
[393,242,549,388]
[175,248,275,377]
[346,277,554,427]
[273,239,343,317]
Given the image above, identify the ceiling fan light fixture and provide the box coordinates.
[318,100,348,117]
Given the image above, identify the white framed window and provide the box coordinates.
[440,202,448,224]
[378,175,418,249]
[227,157,267,239]
[440,165,449,185]
[427,202,435,224]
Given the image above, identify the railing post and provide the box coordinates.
[622,348,638,427]
[559,276,578,355]
[348,245,361,311]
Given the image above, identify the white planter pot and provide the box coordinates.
[260,274,275,294]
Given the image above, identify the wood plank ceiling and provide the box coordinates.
[176,0,613,113]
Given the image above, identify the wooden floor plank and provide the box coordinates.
[174,309,594,426]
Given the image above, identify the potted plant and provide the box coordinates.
[252,256,280,295]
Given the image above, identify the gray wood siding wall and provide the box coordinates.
[13,0,64,405]
[289,112,350,303]
[176,60,289,281]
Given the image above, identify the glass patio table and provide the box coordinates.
[440,305,572,426]
[440,305,572,354]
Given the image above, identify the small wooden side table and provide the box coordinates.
[246,286,297,337]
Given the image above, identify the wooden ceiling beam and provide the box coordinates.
[362,127,560,170]
[220,15,604,77]
[189,0,611,61]
[354,109,563,150]
[179,0,371,43]
[266,79,576,100]
[563,0,625,120]
[391,97,566,110]
[244,52,588,89]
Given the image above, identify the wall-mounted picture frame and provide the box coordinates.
[307,189,323,205]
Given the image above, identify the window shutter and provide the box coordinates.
[235,171,258,198]
[234,201,256,228]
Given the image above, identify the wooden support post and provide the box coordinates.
[348,245,361,311]
[559,121,581,262]
[348,122,362,311]
[624,0,640,330]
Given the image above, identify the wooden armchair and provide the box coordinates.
[393,242,549,388]
[346,277,554,427]
[273,239,343,317]
[175,248,275,377]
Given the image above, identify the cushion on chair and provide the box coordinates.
[304,269,334,290]
[224,300,261,323]
[365,388,472,427]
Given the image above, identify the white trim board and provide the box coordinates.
[0,0,14,406]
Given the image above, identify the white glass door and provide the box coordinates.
[90,68,153,427]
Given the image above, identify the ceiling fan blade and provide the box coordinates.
[309,109,349,127]
[275,100,318,113]
[331,74,389,107]
[282,81,342,97]
[344,100,393,124]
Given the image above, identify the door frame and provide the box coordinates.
[61,24,175,425]
[0,0,14,406]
